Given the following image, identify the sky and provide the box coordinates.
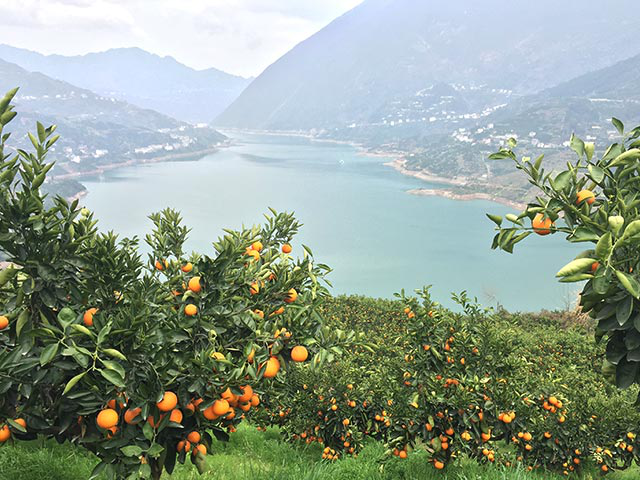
[0,0,363,77]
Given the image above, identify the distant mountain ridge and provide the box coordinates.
[216,0,640,131]
[0,44,251,124]
[0,58,226,186]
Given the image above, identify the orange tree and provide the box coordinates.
[248,296,408,460]
[392,289,640,475]
[0,88,333,479]
[488,118,640,392]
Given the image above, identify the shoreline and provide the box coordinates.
[223,128,527,209]
[50,147,222,182]
[407,188,526,210]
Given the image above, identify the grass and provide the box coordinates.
[1,424,639,480]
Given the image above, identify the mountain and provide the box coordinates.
[0,58,226,186]
[216,0,640,132]
[0,45,251,124]
[394,54,640,203]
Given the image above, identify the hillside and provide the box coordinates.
[0,45,251,124]
[0,59,226,187]
[216,0,639,132]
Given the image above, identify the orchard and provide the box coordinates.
[2,85,640,480]
[0,88,342,479]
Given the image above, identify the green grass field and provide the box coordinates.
[1,424,637,480]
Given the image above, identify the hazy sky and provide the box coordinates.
[0,0,363,77]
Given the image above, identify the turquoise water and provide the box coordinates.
[81,132,579,311]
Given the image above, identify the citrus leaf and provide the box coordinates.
[556,258,597,277]
[63,371,86,395]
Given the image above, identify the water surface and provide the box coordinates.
[81,132,579,311]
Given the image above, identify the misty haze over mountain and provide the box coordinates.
[0,44,251,124]
[1,0,639,203]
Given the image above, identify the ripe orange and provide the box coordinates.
[181,262,193,273]
[187,431,201,443]
[177,440,191,452]
[262,356,281,378]
[155,260,165,271]
[203,406,219,420]
[169,409,183,424]
[13,418,26,429]
[96,409,119,429]
[434,460,445,469]
[184,304,198,316]
[0,315,8,330]
[250,394,260,407]
[291,345,309,362]
[193,444,207,456]
[157,391,178,412]
[282,243,292,254]
[591,261,600,273]
[246,250,260,261]
[124,407,142,424]
[247,348,256,363]
[212,399,230,416]
[188,276,202,293]
[249,282,260,295]
[238,385,253,403]
[342,418,350,426]
[284,288,298,304]
[251,241,263,252]
[83,308,98,327]
[576,189,596,205]
[532,213,553,235]
[0,425,10,442]
[399,450,407,459]
[253,309,264,319]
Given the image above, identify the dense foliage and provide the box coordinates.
[0,88,340,479]
[489,120,640,393]
[254,293,640,475]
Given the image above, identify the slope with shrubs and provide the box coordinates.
[254,293,640,475]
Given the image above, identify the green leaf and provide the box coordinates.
[102,360,126,380]
[121,445,143,457]
[588,164,604,183]
[616,270,640,299]
[142,422,154,441]
[148,443,164,458]
[7,418,26,433]
[0,267,18,287]
[139,464,152,478]
[554,170,573,191]
[569,227,599,243]
[89,461,107,480]
[102,348,127,361]
[585,142,595,161]
[569,133,585,158]
[16,309,29,337]
[39,343,59,366]
[621,220,640,243]
[100,368,125,388]
[556,258,597,277]
[559,273,593,283]
[616,296,634,326]
[71,324,94,337]
[486,214,503,226]
[616,358,638,389]
[63,371,86,395]
[609,148,640,167]
[612,117,625,135]
[57,307,76,329]
[595,232,612,260]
